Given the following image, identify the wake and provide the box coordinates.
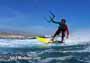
[0,39,89,48]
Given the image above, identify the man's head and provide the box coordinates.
[61,19,66,24]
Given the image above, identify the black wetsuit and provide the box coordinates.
[52,22,69,42]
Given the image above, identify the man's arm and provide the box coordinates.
[51,18,60,24]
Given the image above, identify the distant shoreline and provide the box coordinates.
[0,32,36,39]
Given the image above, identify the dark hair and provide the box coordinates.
[61,19,66,23]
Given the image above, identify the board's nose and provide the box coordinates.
[36,36,52,43]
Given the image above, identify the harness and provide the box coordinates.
[58,23,66,31]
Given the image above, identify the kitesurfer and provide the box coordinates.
[51,18,69,43]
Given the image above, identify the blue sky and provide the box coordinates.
[0,0,90,35]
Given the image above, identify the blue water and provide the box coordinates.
[0,39,90,63]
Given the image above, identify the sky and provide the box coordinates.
[0,0,90,36]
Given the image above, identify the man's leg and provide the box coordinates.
[51,29,61,41]
[51,33,57,41]
[61,32,65,43]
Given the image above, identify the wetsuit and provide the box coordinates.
[52,21,69,42]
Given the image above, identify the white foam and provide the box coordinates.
[0,39,46,47]
[0,38,89,48]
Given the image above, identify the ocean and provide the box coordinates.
[0,39,89,63]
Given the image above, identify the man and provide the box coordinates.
[51,18,69,43]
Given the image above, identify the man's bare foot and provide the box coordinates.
[51,38,54,41]
[48,39,54,43]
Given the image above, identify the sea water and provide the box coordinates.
[0,39,90,63]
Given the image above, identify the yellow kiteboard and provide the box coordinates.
[36,36,53,44]
[36,36,63,44]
